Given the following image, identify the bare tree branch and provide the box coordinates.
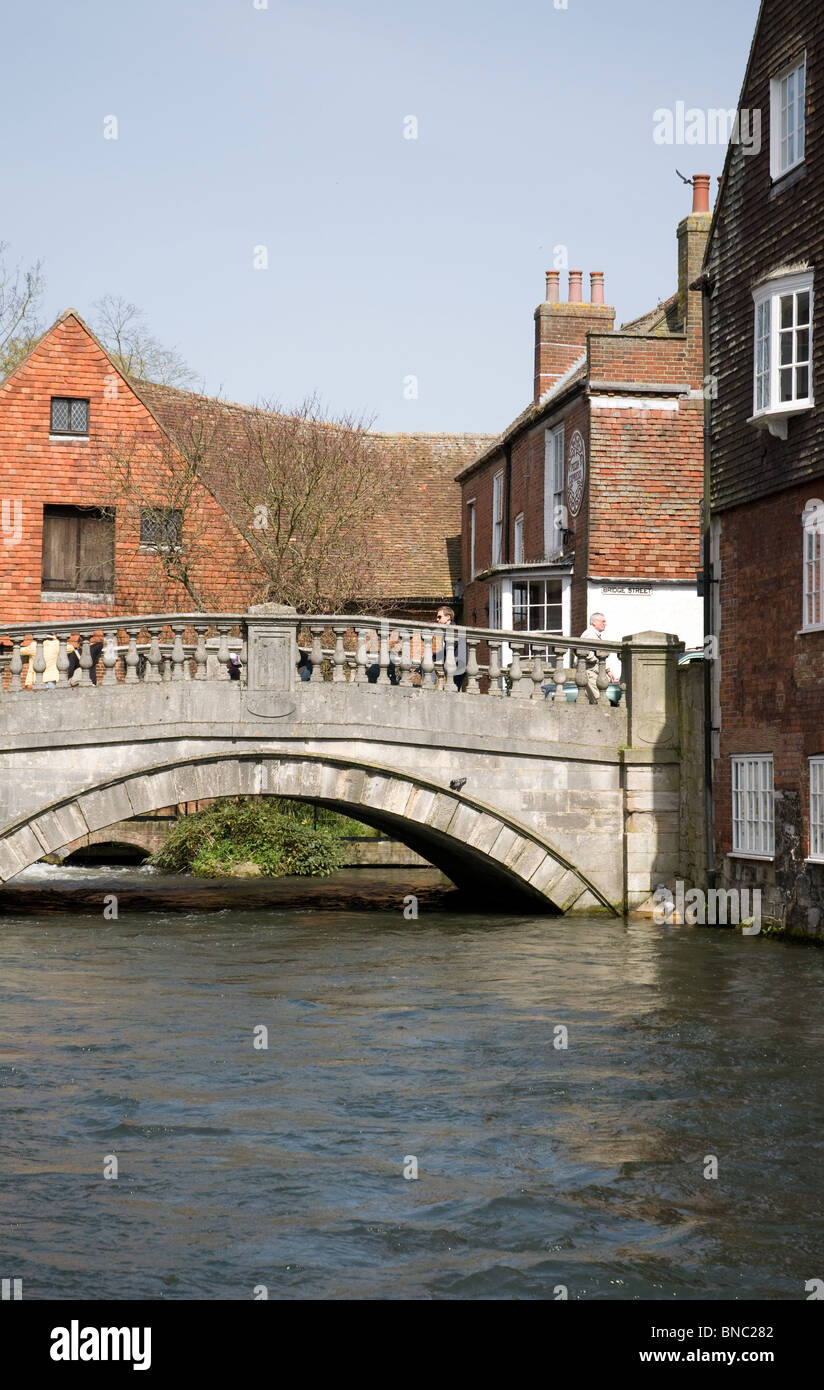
[92,294,197,389]
[0,242,44,379]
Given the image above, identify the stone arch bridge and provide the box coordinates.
[0,608,686,914]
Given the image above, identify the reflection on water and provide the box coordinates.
[1,874,823,1300]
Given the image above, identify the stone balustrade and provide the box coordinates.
[0,608,627,706]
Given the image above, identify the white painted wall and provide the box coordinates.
[586,582,703,651]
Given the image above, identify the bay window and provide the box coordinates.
[751,272,813,435]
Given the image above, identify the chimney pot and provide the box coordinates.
[692,174,711,214]
[568,270,583,303]
[590,271,605,305]
[545,270,560,303]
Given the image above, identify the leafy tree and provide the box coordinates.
[150,797,346,878]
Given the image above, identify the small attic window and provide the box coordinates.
[50,397,89,435]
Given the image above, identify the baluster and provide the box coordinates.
[102,629,118,685]
[216,626,230,681]
[239,634,248,683]
[398,629,413,688]
[124,628,140,682]
[78,637,94,686]
[193,625,208,680]
[309,625,324,682]
[332,625,347,682]
[444,628,457,694]
[596,655,610,706]
[575,647,588,703]
[56,636,70,690]
[354,625,369,682]
[170,623,186,680]
[464,636,480,694]
[9,638,23,690]
[421,629,435,691]
[487,640,502,696]
[553,646,567,704]
[146,627,163,682]
[509,642,527,698]
[530,648,545,699]
[31,638,46,688]
[376,625,391,686]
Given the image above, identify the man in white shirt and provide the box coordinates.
[578,612,619,703]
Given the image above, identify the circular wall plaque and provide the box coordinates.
[566,430,587,517]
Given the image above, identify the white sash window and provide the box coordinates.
[731,755,774,858]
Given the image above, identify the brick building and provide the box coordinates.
[456,182,711,655]
[0,310,490,625]
[703,0,824,931]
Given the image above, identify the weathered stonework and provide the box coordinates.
[0,620,690,914]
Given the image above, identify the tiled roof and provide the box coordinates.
[619,292,681,336]
[455,356,588,482]
[133,381,493,602]
[455,288,683,484]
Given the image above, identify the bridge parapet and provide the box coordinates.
[0,608,659,712]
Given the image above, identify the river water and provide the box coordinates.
[1,867,823,1301]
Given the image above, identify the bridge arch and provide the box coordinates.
[0,751,616,914]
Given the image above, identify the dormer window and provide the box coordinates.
[750,271,813,437]
[50,397,89,436]
[770,54,806,181]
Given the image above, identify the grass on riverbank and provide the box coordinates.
[149,797,355,878]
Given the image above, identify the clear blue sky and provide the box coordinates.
[1,0,761,431]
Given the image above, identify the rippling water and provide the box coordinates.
[1,877,823,1300]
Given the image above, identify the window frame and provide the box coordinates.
[41,503,115,595]
[770,53,806,182]
[543,425,565,557]
[492,470,505,567]
[140,506,183,553]
[809,756,824,862]
[730,754,775,860]
[751,272,814,431]
[802,501,824,630]
[513,512,524,565]
[512,576,564,660]
[466,498,476,580]
[50,396,90,437]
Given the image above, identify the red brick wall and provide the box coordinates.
[534,302,614,399]
[461,445,500,627]
[714,485,824,860]
[0,315,256,624]
[459,395,587,629]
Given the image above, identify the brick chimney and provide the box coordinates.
[677,175,712,332]
[534,270,615,401]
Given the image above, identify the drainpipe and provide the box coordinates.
[700,270,716,890]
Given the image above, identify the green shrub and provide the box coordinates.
[150,797,345,878]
